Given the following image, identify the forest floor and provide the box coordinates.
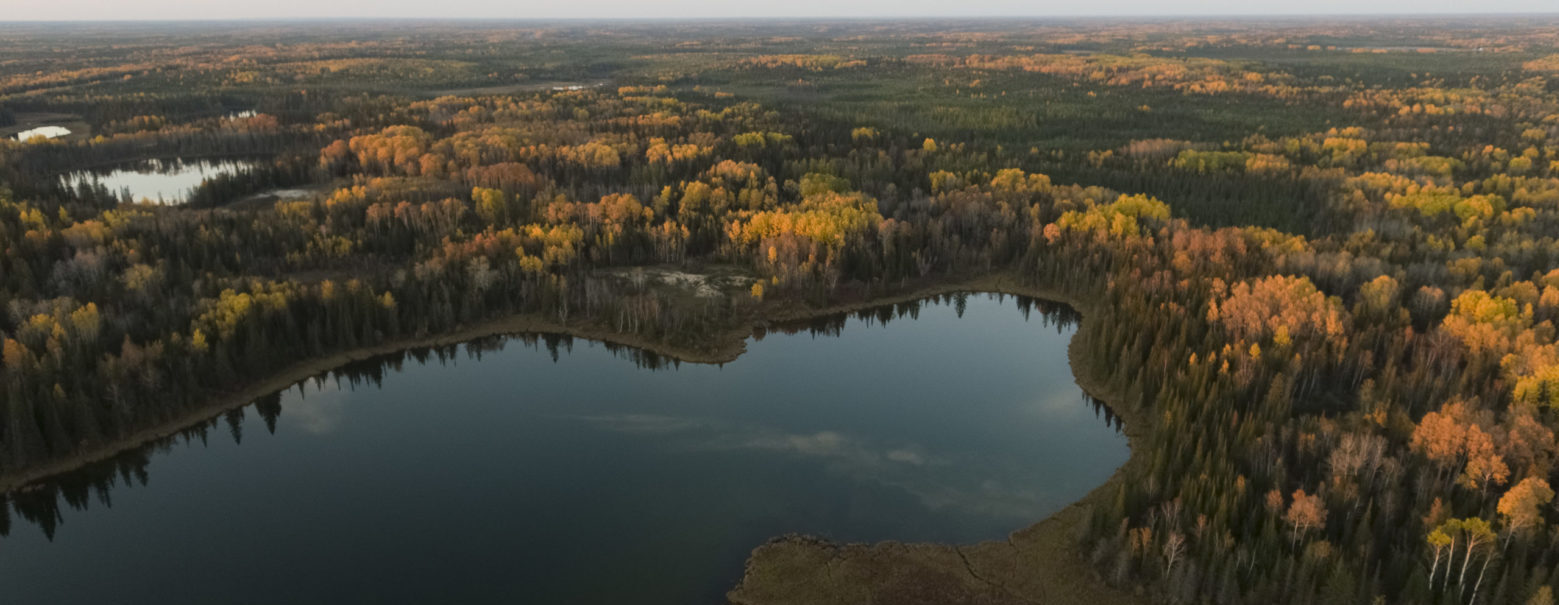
[0,270,1144,605]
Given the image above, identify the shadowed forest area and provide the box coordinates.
[5,17,1559,605]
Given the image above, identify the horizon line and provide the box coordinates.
[4,12,1559,24]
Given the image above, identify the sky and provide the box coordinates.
[2,0,1555,21]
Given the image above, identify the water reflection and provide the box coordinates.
[12,125,71,141]
[61,158,257,204]
[0,293,1128,605]
[3,293,1118,538]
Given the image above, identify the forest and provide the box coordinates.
[5,16,1559,605]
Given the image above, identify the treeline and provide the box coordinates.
[1011,127,1559,603]
[6,26,1559,605]
[0,291,1087,540]
[183,154,319,208]
[0,86,1163,474]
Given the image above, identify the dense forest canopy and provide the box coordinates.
[6,16,1559,605]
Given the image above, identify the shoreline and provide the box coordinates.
[0,271,1144,605]
[0,309,747,495]
[726,274,1143,605]
[0,272,1052,495]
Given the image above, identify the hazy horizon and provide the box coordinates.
[3,0,1556,22]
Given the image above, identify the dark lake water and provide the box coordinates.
[0,293,1128,605]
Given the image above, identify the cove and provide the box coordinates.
[0,293,1128,605]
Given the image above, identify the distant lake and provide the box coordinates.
[12,125,70,141]
[62,159,257,204]
[0,293,1128,605]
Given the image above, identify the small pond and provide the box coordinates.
[12,125,71,141]
[62,158,258,204]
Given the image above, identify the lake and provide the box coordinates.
[0,293,1128,605]
[12,125,71,141]
[62,158,257,204]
